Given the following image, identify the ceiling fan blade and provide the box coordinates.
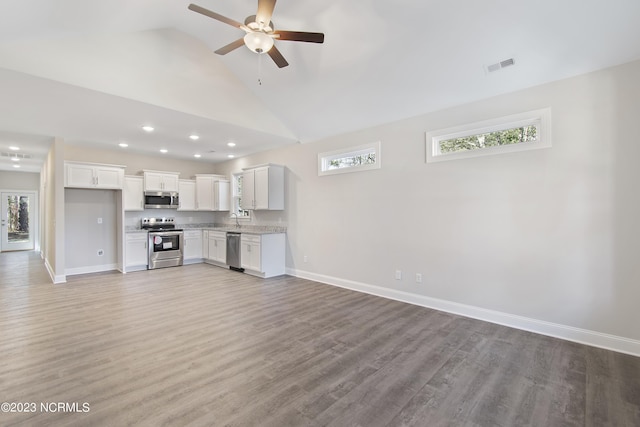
[215,38,246,55]
[188,4,243,29]
[273,30,324,43]
[268,45,289,68]
[256,0,277,26]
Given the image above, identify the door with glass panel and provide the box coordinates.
[1,192,35,251]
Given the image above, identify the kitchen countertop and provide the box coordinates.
[125,224,286,235]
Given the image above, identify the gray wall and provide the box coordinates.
[213,59,640,343]
[64,189,118,271]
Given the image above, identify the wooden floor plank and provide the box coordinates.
[1,250,639,426]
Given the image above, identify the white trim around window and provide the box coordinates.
[318,141,381,176]
[425,108,552,163]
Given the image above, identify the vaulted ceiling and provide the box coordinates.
[1,0,640,172]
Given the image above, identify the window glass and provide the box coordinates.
[319,142,381,176]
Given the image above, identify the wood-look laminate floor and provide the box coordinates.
[1,251,639,426]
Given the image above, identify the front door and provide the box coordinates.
[1,192,36,252]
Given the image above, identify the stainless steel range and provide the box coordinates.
[141,218,184,269]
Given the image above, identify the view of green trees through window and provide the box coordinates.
[328,152,376,170]
[439,125,538,154]
[7,195,30,243]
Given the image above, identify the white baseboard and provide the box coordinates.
[287,268,640,357]
[45,258,66,284]
[65,264,118,277]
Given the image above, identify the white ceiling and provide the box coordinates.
[1,0,640,173]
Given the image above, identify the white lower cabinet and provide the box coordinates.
[202,230,209,259]
[183,229,203,262]
[241,234,261,272]
[207,231,227,265]
[125,232,148,272]
[240,233,285,278]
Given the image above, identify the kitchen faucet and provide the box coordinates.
[230,213,240,228]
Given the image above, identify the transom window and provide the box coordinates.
[426,108,551,163]
[318,141,381,176]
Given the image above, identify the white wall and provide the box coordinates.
[213,59,640,350]
[0,171,40,190]
[42,137,65,283]
[124,210,215,228]
[64,144,217,177]
[64,189,118,272]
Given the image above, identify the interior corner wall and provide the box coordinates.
[42,137,65,283]
[213,58,640,348]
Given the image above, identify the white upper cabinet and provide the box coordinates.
[143,170,180,192]
[214,180,230,211]
[178,180,196,211]
[241,164,284,210]
[65,162,125,189]
[195,174,230,211]
[123,176,144,211]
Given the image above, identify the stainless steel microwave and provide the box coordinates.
[144,192,179,209]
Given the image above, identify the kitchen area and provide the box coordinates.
[64,161,287,279]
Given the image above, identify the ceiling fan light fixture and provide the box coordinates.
[244,32,274,53]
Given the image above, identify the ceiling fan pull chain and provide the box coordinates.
[258,53,263,85]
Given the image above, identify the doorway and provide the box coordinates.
[1,191,37,252]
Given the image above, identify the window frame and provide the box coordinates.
[425,108,552,163]
[318,141,381,176]
[230,171,251,220]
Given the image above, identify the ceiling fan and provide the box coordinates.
[188,1,324,68]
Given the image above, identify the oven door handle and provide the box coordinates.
[149,231,182,237]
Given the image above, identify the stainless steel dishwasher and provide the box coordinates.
[226,232,243,272]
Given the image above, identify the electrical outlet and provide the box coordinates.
[395,270,402,280]
[97,217,103,224]
[97,249,104,256]
[416,273,423,283]
[303,255,308,263]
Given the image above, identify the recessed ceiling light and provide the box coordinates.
[12,164,20,168]
[10,157,19,162]
[142,125,154,132]
[194,154,201,158]
[119,143,129,148]
[189,134,200,141]
[160,149,168,153]
[227,154,235,158]
[9,146,20,151]
[227,142,236,147]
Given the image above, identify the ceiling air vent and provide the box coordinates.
[1,152,32,159]
[486,57,515,73]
